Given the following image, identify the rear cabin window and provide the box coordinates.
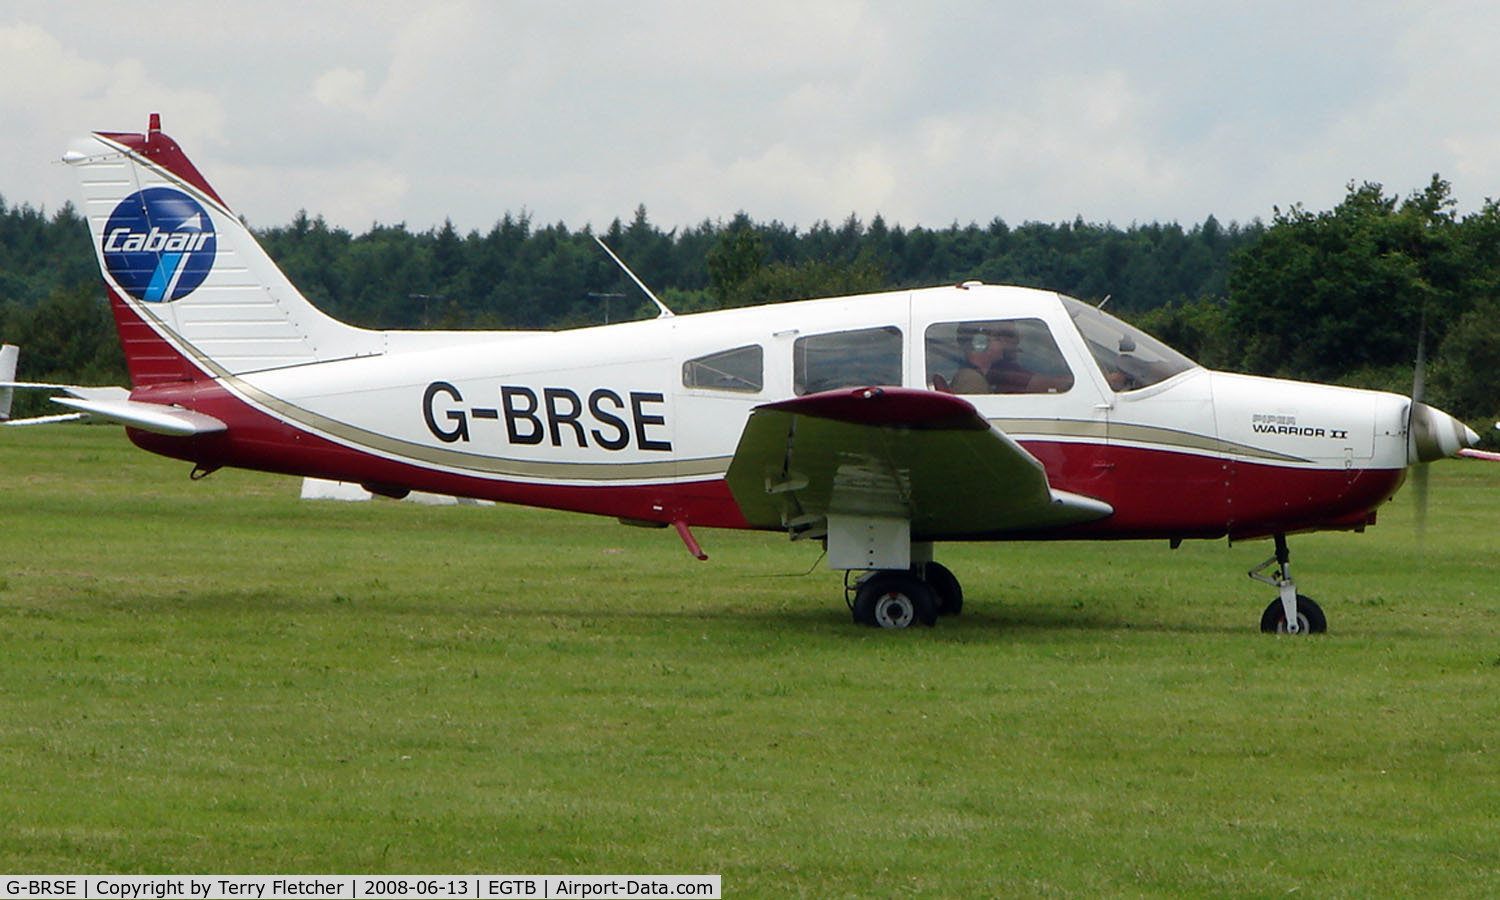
[682,344,764,392]
[793,326,903,395]
[925,318,1074,394]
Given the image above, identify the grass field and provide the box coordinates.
[2,426,1499,897]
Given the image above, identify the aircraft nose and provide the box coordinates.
[1410,402,1481,464]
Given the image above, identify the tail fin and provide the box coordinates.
[0,344,16,419]
[64,114,380,386]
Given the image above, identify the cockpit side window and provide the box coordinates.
[925,318,1074,395]
[793,326,902,395]
[1062,297,1197,392]
[683,344,764,392]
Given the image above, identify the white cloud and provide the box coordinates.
[6,2,1500,234]
[0,21,224,216]
[312,68,372,114]
[222,158,411,230]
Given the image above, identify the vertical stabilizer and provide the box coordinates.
[64,117,380,386]
[0,344,16,419]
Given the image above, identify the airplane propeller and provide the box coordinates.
[1408,321,1429,543]
[1405,318,1482,543]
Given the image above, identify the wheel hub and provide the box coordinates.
[874,593,915,628]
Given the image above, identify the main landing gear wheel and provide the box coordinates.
[1259,594,1327,635]
[914,561,963,616]
[852,572,938,629]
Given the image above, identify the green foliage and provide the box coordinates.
[0,198,95,305]
[245,208,1260,328]
[707,215,889,308]
[1134,296,1236,369]
[706,215,766,301]
[1219,177,1500,428]
[0,285,126,416]
[1430,296,1500,425]
[1226,177,1469,380]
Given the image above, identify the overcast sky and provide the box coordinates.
[3,1,1498,236]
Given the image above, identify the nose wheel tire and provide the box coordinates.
[852,572,938,629]
[1259,594,1327,634]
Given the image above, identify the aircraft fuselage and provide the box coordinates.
[121,283,1417,543]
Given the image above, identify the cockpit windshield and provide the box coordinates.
[1062,296,1197,392]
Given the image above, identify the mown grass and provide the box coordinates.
[2,426,1499,897]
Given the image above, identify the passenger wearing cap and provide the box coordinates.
[952,323,1033,393]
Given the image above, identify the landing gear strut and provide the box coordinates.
[1249,533,1327,634]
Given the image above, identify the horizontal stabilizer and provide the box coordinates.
[49,390,227,436]
[0,379,224,435]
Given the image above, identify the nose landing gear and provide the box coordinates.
[1249,533,1327,634]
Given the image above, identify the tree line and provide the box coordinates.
[1140,176,1500,426]
[1,179,1497,433]
[247,205,1257,329]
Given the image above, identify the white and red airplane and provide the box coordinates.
[6,116,1484,633]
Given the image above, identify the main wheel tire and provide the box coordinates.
[853,572,937,629]
[1259,594,1327,634]
[915,562,963,616]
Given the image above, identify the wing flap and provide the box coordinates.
[726,387,1111,539]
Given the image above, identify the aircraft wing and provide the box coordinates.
[724,386,1113,539]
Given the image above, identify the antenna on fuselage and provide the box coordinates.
[593,235,674,319]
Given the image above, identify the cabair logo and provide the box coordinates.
[102,187,217,303]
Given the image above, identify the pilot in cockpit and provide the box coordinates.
[952,322,1068,394]
[951,324,1023,393]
